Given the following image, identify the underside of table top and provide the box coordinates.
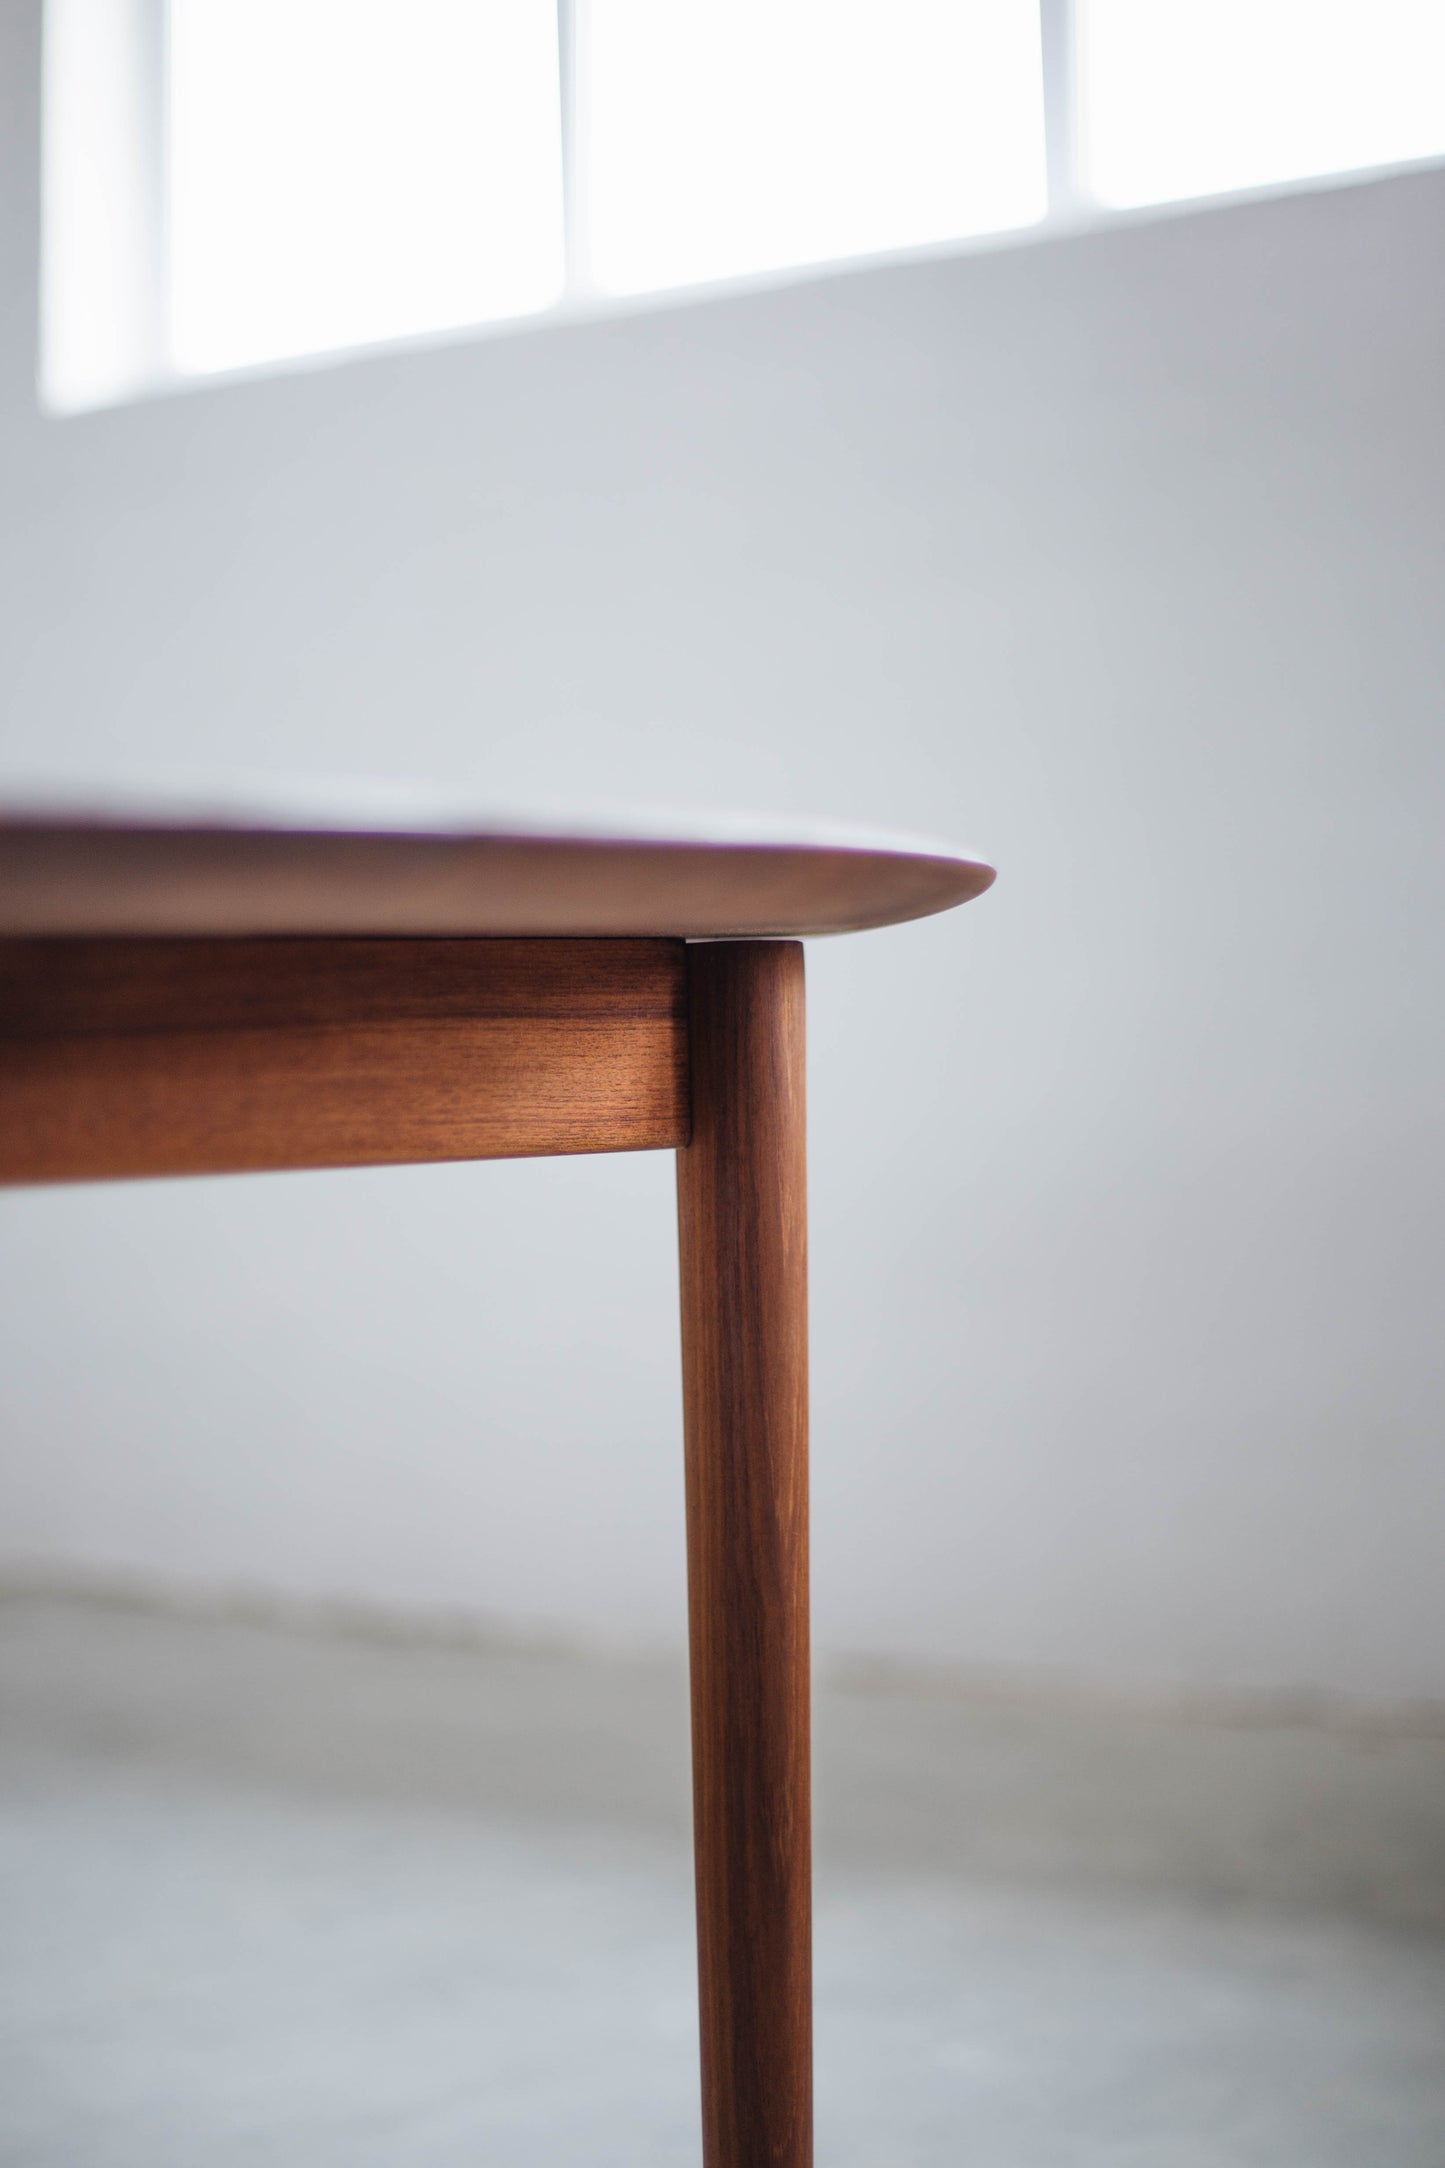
[0,794,994,939]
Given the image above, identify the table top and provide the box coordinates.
[0,787,995,939]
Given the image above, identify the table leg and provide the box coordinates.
[676,940,811,2168]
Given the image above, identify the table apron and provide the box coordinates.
[0,936,690,1184]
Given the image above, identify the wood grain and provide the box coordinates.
[0,938,687,1185]
[676,942,811,2168]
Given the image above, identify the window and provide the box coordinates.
[40,0,1445,412]
[1079,0,1445,210]
[169,0,565,374]
[581,0,1045,296]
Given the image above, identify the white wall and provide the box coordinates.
[2,2,1443,1703]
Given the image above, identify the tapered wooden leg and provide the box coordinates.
[677,940,810,2168]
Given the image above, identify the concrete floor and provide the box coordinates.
[1,1593,1443,2166]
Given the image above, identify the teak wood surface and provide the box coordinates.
[677,942,812,2168]
[0,795,993,2165]
[0,937,687,1184]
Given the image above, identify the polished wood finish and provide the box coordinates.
[0,937,687,1185]
[0,800,995,939]
[677,942,811,2168]
[0,794,996,2156]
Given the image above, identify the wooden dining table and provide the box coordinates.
[0,791,995,2168]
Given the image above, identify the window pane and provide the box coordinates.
[1081,0,1445,210]
[169,0,564,374]
[582,0,1046,297]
